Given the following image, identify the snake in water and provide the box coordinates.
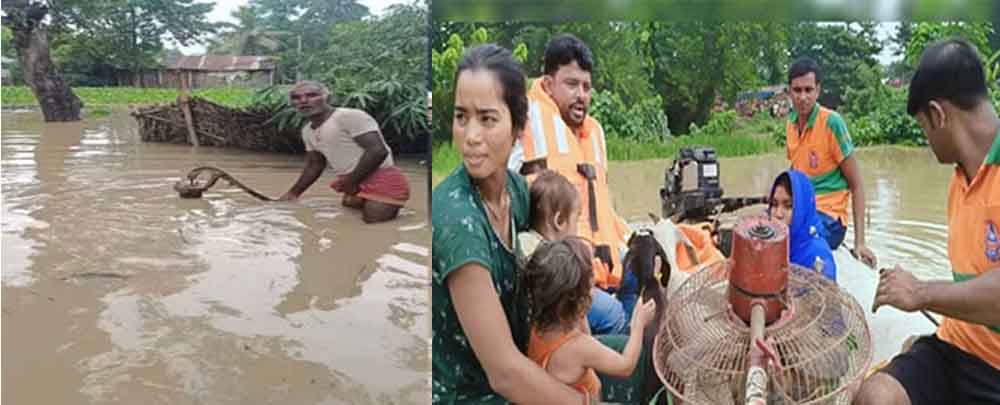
[174,166,275,201]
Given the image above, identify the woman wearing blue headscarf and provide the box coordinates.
[768,170,838,281]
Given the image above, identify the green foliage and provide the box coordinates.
[88,107,112,117]
[5,0,218,87]
[247,85,305,132]
[1,27,23,85]
[650,22,785,134]
[432,22,664,141]
[50,0,219,80]
[904,22,993,67]
[590,90,669,140]
[204,1,426,145]
[430,21,951,161]
[207,5,291,55]
[304,3,428,144]
[606,132,778,161]
[841,64,924,146]
[431,140,463,184]
[232,0,372,83]
[788,22,882,109]
[687,110,737,137]
[2,86,255,107]
[431,27,527,143]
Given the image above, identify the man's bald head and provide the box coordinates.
[289,81,334,119]
[290,81,332,102]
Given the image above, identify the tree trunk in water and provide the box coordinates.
[12,14,83,122]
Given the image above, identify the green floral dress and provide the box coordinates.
[431,165,531,404]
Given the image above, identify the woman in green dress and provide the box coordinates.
[431,44,589,404]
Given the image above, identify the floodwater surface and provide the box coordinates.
[2,109,430,404]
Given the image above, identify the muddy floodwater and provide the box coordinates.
[609,147,953,281]
[2,110,430,404]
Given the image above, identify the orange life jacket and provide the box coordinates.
[519,80,630,289]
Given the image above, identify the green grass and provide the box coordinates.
[606,133,778,161]
[89,107,112,117]
[432,140,463,186]
[1,86,257,108]
[432,133,780,186]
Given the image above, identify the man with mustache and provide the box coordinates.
[279,81,410,223]
[508,34,631,334]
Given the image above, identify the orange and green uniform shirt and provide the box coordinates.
[937,132,1000,371]
[785,103,854,225]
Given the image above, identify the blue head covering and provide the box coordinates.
[769,170,837,281]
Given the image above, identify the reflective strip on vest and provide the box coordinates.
[591,127,602,165]
[529,101,548,158]
[597,124,606,165]
[553,115,570,154]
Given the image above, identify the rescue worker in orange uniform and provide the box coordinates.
[785,57,878,268]
[853,38,1000,405]
[507,34,633,334]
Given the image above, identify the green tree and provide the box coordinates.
[788,22,883,109]
[237,0,369,83]
[649,21,771,134]
[2,0,217,121]
[308,3,428,146]
[904,22,993,67]
[2,27,23,85]
[207,5,291,55]
[431,26,508,143]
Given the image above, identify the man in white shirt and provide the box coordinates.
[279,81,410,223]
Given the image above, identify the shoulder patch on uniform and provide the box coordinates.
[986,220,1000,263]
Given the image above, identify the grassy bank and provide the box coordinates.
[432,133,780,186]
[1,86,256,108]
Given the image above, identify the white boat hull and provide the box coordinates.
[834,249,939,366]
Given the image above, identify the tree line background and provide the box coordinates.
[2,0,429,150]
[432,21,1000,151]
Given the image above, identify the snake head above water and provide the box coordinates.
[174,178,205,198]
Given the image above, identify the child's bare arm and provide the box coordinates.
[578,299,656,377]
[575,329,643,377]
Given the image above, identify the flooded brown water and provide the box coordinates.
[2,110,430,404]
[609,146,953,281]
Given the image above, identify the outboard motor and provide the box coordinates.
[660,146,724,222]
[659,146,769,257]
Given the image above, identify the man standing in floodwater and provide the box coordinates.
[785,57,877,268]
[853,38,1000,405]
[279,81,411,223]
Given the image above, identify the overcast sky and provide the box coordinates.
[173,0,408,54]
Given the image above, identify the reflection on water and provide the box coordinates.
[609,147,952,280]
[1,109,429,404]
